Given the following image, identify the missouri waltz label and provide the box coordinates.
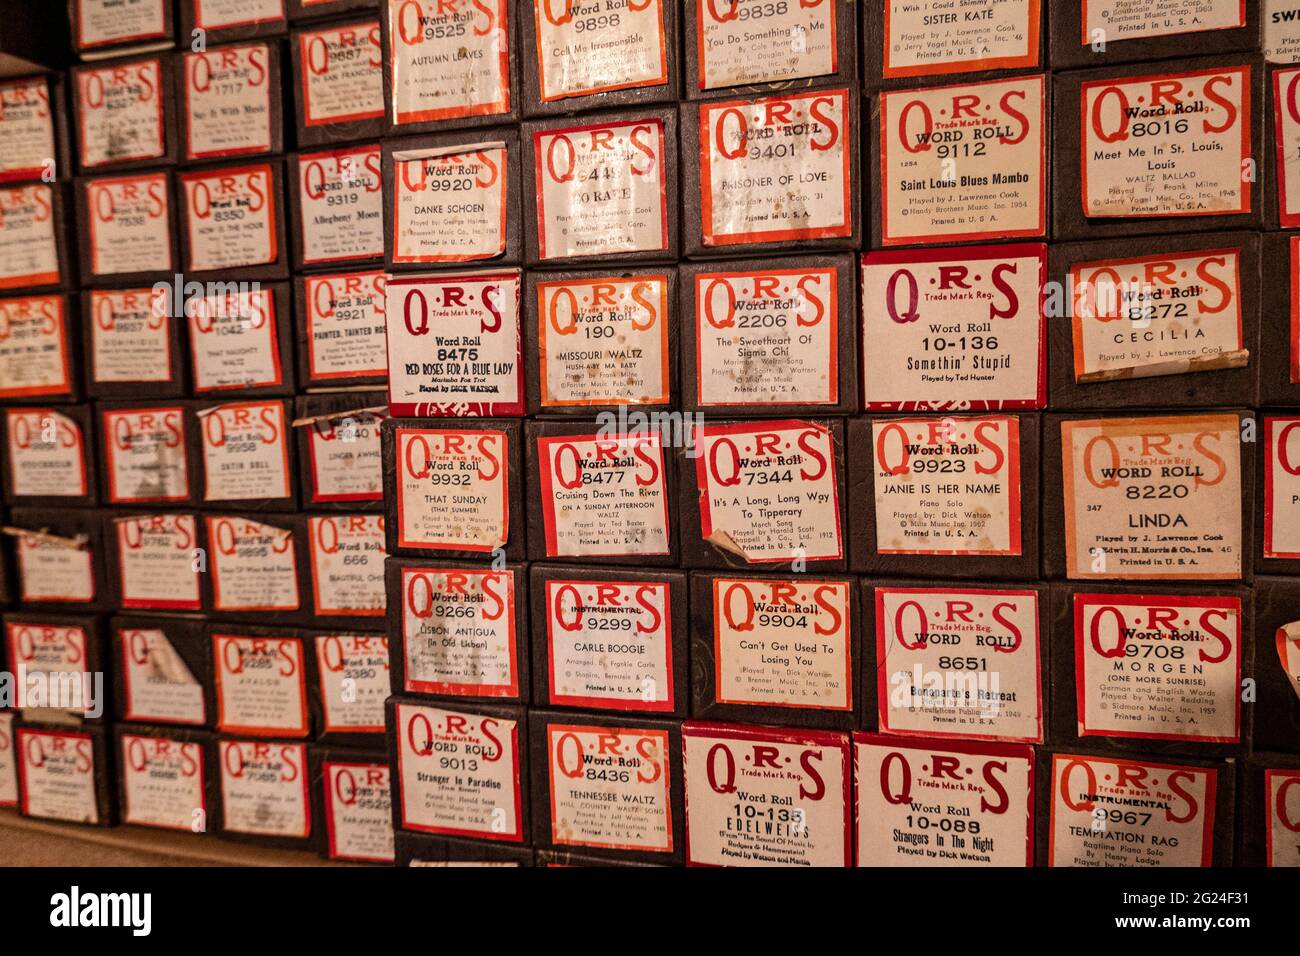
[0,184,59,290]
[701,89,850,246]
[304,410,385,503]
[187,287,283,392]
[401,566,518,696]
[1267,0,1300,63]
[0,77,54,182]
[322,761,394,863]
[1060,414,1242,579]
[876,586,1042,742]
[1264,416,1300,558]
[85,173,172,276]
[393,144,506,263]
[881,75,1045,245]
[114,514,202,610]
[194,0,285,29]
[0,714,15,807]
[538,274,669,407]
[536,0,667,101]
[102,406,190,503]
[884,0,1038,78]
[181,164,278,271]
[1082,0,1243,44]
[219,740,309,838]
[0,294,70,397]
[1048,754,1215,866]
[872,415,1021,555]
[853,735,1033,866]
[300,21,384,126]
[316,635,389,733]
[682,723,851,866]
[75,58,165,167]
[298,145,383,264]
[394,701,523,841]
[1070,248,1244,382]
[207,516,300,612]
[305,271,388,379]
[861,245,1044,410]
[120,735,205,831]
[75,0,168,50]
[546,724,673,852]
[213,633,309,736]
[183,45,273,161]
[5,622,92,716]
[545,578,673,710]
[199,401,291,501]
[1266,769,1300,866]
[536,118,668,258]
[1082,67,1250,218]
[16,533,95,604]
[698,0,837,89]
[4,409,86,497]
[388,0,511,125]
[395,426,510,552]
[695,267,837,407]
[119,627,206,725]
[89,289,172,383]
[307,514,386,617]
[537,431,670,557]
[17,729,98,824]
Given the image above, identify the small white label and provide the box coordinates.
[316,635,390,733]
[213,633,309,736]
[387,0,510,126]
[1082,0,1243,44]
[75,58,165,167]
[199,401,291,502]
[395,427,510,553]
[187,287,283,392]
[4,409,86,499]
[298,145,384,264]
[0,77,55,181]
[1266,0,1300,63]
[304,271,388,379]
[102,406,191,504]
[207,516,300,613]
[182,44,274,161]
[115,514,202,610]
[300,21,384,126]
[16,535,95,604]
[323,761,394,862]
[121,734,206,831]
[119,626,207,725]
[181,164,278,271]
[401,566,518,697]
[76,0,168,50]
[17,728,98,824]
[219,740,309,838]
[89,289,173,384]
[0,184,60,290]
[195,0,285,30]
[308,514,386,617]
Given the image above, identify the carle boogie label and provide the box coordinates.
[388,0,511,126]
[401,566,518,697]
[853,735,1034,867]
[536,0,668,101]
[395,427,510,552]
[1059,414,1242,579]
[860,244,1045,411]
[697,0,837,90]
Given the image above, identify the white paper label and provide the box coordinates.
[219,740,309,838]
[299,145,384,264]
[0,294,68,396]
[0,184,60,290]
[17,536,95,604]
[207,516,300,612]
[1268,417,1300,558]
[0,77,55,181]
[536,0,667,100]
[308,514,386,617]
[1082,0,1243,44]
[121,734,206,831]
[393,146,507,264]
[214,633,309,736]
[76,0,168,49]
[119,626,207,725]
[115,514,202,610]
[1266,0,1300,63]
[300,21,384,126]
[5,621,93,717]
[698,0,837,89]
[102,406,190,503]
[316,635,390,733]
[4,409,86,498]
[17,729,98,824]
[1266,770,1300,866]
[181,164,278,271]
[183,45,273,161]
[75,59,165,167]
[200,401,290,502]
[401,566,518,696]
[323,761,394,862]
[305,411,385,503]
[195,0,285,29]
[395,427,510,552]
[304,271,388,379]
[1276,68,1300,227]
[187,287,283,391]
[883,0,1037,78]
[89,289,173,383]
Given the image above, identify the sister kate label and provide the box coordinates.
[883,0,1038,78]
[536,0,668,101]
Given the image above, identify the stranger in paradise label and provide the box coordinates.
[883,0,1039,79]
[535,0,668,101]
[1073,592,1241,743]
[304,271,388,381]
[697,0,838,89]
[120,734,206,831]
[14,531,96,604]
[206,516,300,613]
[394,426,511,552]
[391,143,508,264]
[401,566,518,697]
[682,722,851,866]
[880,75,1045,246]
[0,294,72,398]
[219,740,310,838]
[1047,753,1216,866]
[853,734,1034,867]
[1081,66,1251,219]
[1265,768,1300,866]
[1059,414,1243,580]
[872,415,1022,555]
[861,244,1045,410]
[1069,247,1245,382]
[5,409,87,498]
[876,586,1042,742]
[113,514,202,611]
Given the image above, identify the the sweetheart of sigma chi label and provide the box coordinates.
[1075,592,1242,742]
[1069,247,1245,382]
[396,427,510,552]
[301,21,384,127]
[0,714,16,807]
[181,164,278,271]
[386,271,523,416]
[0,294,71,397]
[876,586,1042,742]
[388,0,511,125]
[695,420,842,562]
[305,271,388,379]
[307,515,386,617]
[16,728,98,824]
[536,0,667,101]
[1267,0,1300,63]
[316,634,390,733]
[697,0,837,89]
[5,621,93,717]
[401,566,518,696]
[853,734,1034,866]
[861,245,1045,410]
[187,287,283,392]
[1082,66,1251,219]
[5,409,87,498]
[394,701,524,841]
[75,0,168,51]
[1264,416,1300,558]
[0,184,60,290]
[881,75,1045,246]
[872,415,1021,555]
[206,516,300,612]
[535,118,669,259]
[114,515,202,610]
[213,633,309,736]
[199,401,290,502]
[1060,414,1242,580]
[75,58,165,168]
[883,0,1039,78]
[1048,753,1216,866]
[322,761,394,863]
[393,143,507,263]
[219,740,310,838]
[304,409,385,504]
[119,626,207,725]
[1266,769,1300,866]
[546,579,673,710]
[538,274,670,407]
[15,532,95,604]
[713,578,851,711]
[700,89,850,246]
[102,406,191,504]
[695,267,837,407]
[183,44,273,161]
[0,77,55,182]
[1081,0,1244,44]
[1278,623,1300,702]
[298,145,384,264]
[90,289,172,384]
[546,724,674,853]
[682,722,851,866]
[121,734,206,831]
[538,431,671,557]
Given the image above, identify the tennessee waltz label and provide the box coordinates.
[884,0,1038,78]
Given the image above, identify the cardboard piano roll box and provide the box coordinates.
[210,623,319,739]
[385,557,528,706]
[2,404,97,508]
[395,831,533,866]
[529,563,686,717]
[528,710,685,865]
[96,400,200,508]
[70,52,178,173]
[194,398,298,511]
[216,736,314,849]
[682,87,860,257]
[176,158,291,282]
[2,611,106,724]
[0,73,72,185]
[1256,412,1300,575]
[14,719,115,827]
[298,512,386,627]
[179,0,290,43]
[289,0,380,23]
[0,292,78,404]
[1034,747,1236,866]
[1251,575,1300,754]
[680,254,858,417]
[1236,753,1300,866]
[861,579,1049,744]
[1049,0,1261,70]
[1259,232,1300,405]
[6,507,110,612]
[177,40,285,164]
[293,391,386,511]
[114,724,219,834]
[105,512,209,614]
[382,418,526,561]
[110,614,214,728]
[308,745,394,863]
[294,273,388,389]
[310,630,390,746]
[82,287,187,399]
[200,512,311,624]
[184,281,295,398]
[692,571,859,730]
[289,16,384,148]
[523,266,677,417]
[68,0,176,60]
[0,182,75,293]
[288,143,384,271]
